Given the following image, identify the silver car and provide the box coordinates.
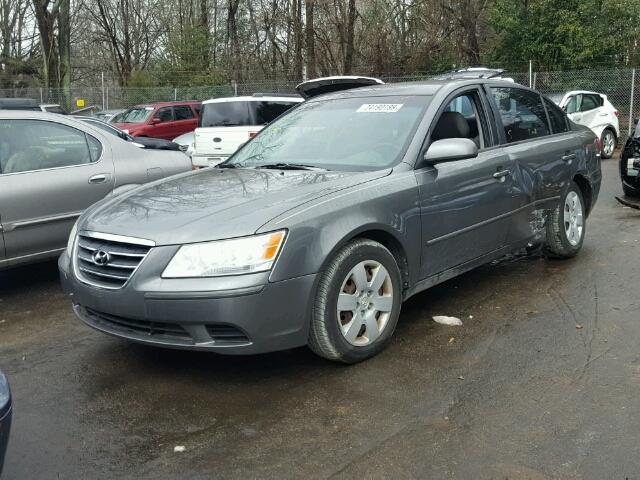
[0,111,191,270]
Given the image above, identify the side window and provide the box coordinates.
[565,95,579,114]
[0,120,97,174]
[86,134,103,161]
[154,107,173,123]
[253,101,298,125]
[544,98,570,134]
[431,91,489,148]
[580,95,599,112]
[174,106,194,120]
[491,87,549,143]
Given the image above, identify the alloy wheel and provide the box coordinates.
[337,260,394,346]
[603,131,615,157]
[564,191,584,246]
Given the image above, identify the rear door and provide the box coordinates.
[173,105,198,137]
[579,94,606,133]
[489,86,577,245]
[0,119,114,262]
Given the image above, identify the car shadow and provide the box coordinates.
[0,259,61,294]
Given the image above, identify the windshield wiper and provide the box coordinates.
[216,163,238,169]
[255,163,327,171]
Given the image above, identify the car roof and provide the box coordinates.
[564,90,604,96]
[202,96,304,104]
[303,78,525,102]
[131,100,202,108]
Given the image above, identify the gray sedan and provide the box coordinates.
[59,78,601,363]
[0,111,192,270]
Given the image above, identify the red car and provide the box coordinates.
[113,101,201,140]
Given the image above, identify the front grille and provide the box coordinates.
[206,325,250,345]
[84,307,192,342]
[75,233,152,288]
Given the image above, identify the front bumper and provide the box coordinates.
[59,251,316,355]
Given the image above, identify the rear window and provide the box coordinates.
[199,101,298,127]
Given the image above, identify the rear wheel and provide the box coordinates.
[601,129,616,159]
[309,239,402,363]
[544,181,586,259]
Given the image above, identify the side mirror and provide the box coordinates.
[151,118,161,125]
[423,138,478,165]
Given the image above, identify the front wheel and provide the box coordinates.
[309,239,402,363]
[601,129,616,159]
[543,181,586,259]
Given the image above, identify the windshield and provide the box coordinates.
[118,107,154,123]
[228,95,430,171]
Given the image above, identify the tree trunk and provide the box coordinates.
[305,0,316,78]
[343,0,356,74]
[58,0,70,107]
[227,0,241,81]
[293,0,303,81]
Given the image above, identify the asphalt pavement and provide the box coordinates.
[1,158,639,479]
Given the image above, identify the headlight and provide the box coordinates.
[162,230,286,278]
[66,218,80,257]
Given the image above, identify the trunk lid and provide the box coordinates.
[295,76,384,99]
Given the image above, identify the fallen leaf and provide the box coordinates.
[448,337,455,344]
[174,446,186,453]
[433,316,463,326]
[575,324,583,330]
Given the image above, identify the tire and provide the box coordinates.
[543,181,586,259]
[601,129,616,159]
[308,239,402,363]
[622,182,640,197]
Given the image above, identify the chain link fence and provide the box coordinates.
[2,68,640,141]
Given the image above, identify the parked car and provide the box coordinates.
[548,90,619,159]
[95,109,125,123]
[112,101,201,140]
[0,111,191,270]
[0,370,11,476]
[77,116,182,151]
[59,77,601,363]
[0,98,40,111]
[191,94,303,168]
[173,131,195,158]
[619,119,640,196]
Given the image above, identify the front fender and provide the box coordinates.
[263,171,422,286]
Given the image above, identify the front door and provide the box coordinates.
[417,88,519,278]
[0,119,114,262]
[148,107,175,140]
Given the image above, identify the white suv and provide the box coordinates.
[549,90,620,158]
[192,95,303,168]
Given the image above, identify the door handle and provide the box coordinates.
[88,174,109,184]
[599,113,608,116]
[493,170,511,180]
[561,153,576,162]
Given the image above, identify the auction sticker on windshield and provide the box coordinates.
[357,104,404,113]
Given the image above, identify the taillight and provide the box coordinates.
[191,164,197,170]
[614,110,620,117]
[249,131,257,138]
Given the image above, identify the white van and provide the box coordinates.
[192,94,303,168]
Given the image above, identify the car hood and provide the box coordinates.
[83,167,391,245]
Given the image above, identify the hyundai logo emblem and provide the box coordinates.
[92,250,110,266]
[213,137,222,143]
